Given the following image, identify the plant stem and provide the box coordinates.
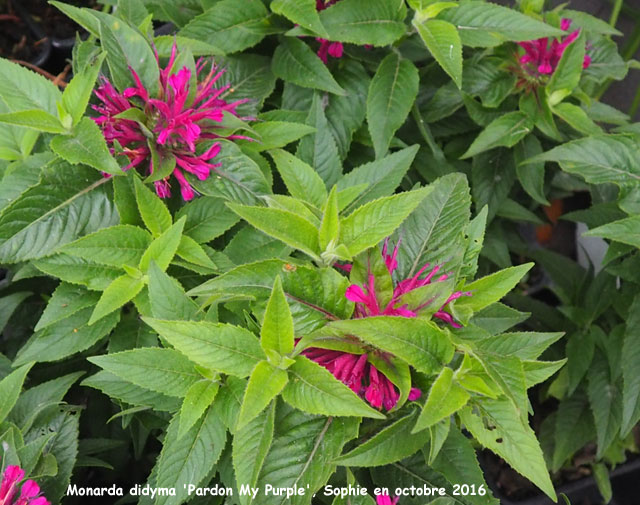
[630,83,640,116]
[610,0,623,28]
[411,103,445,162]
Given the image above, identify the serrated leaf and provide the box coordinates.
[0,58,61,115]
[139,217,185,272]
[456,264,533,312]
[0,292,32,334]
[339,189,429,257]
[546,31,585,104]
[228,204,320,260]
[133,176,172,236]
[261,276,294,355]
[143,318,265,377]
[175,196,240,244]
[233,402,275,505]
[414,367,470,432]
[33,255,122,291]
[552,390,594,471]
[237,362,288,430]
[35,284,99,332]
[272,37,346,95]
[584,216,640,248]
[61,225,151,268]
[317,0,406,46]
[178,380,220,439]
[283,356,385,418]
[367,53,419,159]
[514,135,548,206]
[0,110,66,134]
[155,405,226,505]
[0,363,34,424]
[89,348,200,398]
[587,355,621,458]
[462,112,533,159]
[14,307,119,366]
[414,19,462,88]
[148,263,200,320]
[180,0,269,54]
[272,0,329,37]
[89,274,145,325]
[322,317,454,375]
[336,411,429,466]
[460,399,556,500]
[270,149,327,209]
[621,295,640,435]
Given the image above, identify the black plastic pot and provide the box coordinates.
[4,0,51,68]
[491,459,640,505]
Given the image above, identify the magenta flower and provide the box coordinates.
[517,18,591,79]
[93,44,250,201]
[315,0,344,63]
[376,494,399,505]
[0,465,49,505]
[346,239,470,328]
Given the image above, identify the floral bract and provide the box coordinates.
[516,18,591,82]
[0,466,49,505]
[94,44,248,201]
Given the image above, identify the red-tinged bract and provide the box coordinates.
[0,466,49,505]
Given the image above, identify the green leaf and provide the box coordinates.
[61,52,106,125]
[317,0,406,46]
[272,0,329,37]
[0,110,66,134]
[0,58,61,115]
[261,276,295,356]
[148,263,200,321]
[50,1,100,36]
[414,367,470,432]
[272,37,346,96]
[176,235,216,268]
[296,93,343,187]
[237,361,288,429]
[336,411,429,467]
[455,263,533,312]
[180,0,269,54]
[461,112,533,159]
[175,196,240,244]
[471,303,529,335]
[546,31,585,105]
[143,318,266,377]
[233,407,274,505]
[514,135,548,206]
[155,405,226,505]
[322,317,454,375]
[367,53,419,159]
[522,135,640,186]
[621,295,640,435]
[228,204,320,260]
[35,283,99,332]
[588,355,621,458]
[61,225,151,268]
[475,332,564,360]
[89,274,145,325]
[283,356,385,418]
[0,364,34,424]
[584,216,640,248]
[247,121,315,152]
[96,11,159,95]
[177,380,219,439]
[438,1,563,47]
[339,189,429,257]
[186,140,271,205]
[256,405,359,504]
[431,426,498,505]
[474,353,528,420]
[0,292,31,334]
[460,399,556,501]
[14,307,119,365]
[414,19,462,89]
[553,102,602,136]
[319,187,340,251]
[393,173,471,279]
[33,255,122,291]
[338,146,419,213]
[133,176,172,236]
[139,217,186,272]
[82,370,180,411]
[552,390,594,471]
[0,162,117,263]
[51,118,122,175]
[88,348,200,398]
[270,149,327,209]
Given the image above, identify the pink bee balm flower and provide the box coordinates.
[315,0,344,63]
[93,44,250,201]
[517,18,591,78]
[376,494,399,505]
[0,466,49,505]
[346,239,470,328]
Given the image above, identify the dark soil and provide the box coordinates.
[20,0,98,41]
[0,3,46,62]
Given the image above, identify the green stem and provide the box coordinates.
[610,0,623,28]
[630,84,640,116]
[411,103,445,162]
